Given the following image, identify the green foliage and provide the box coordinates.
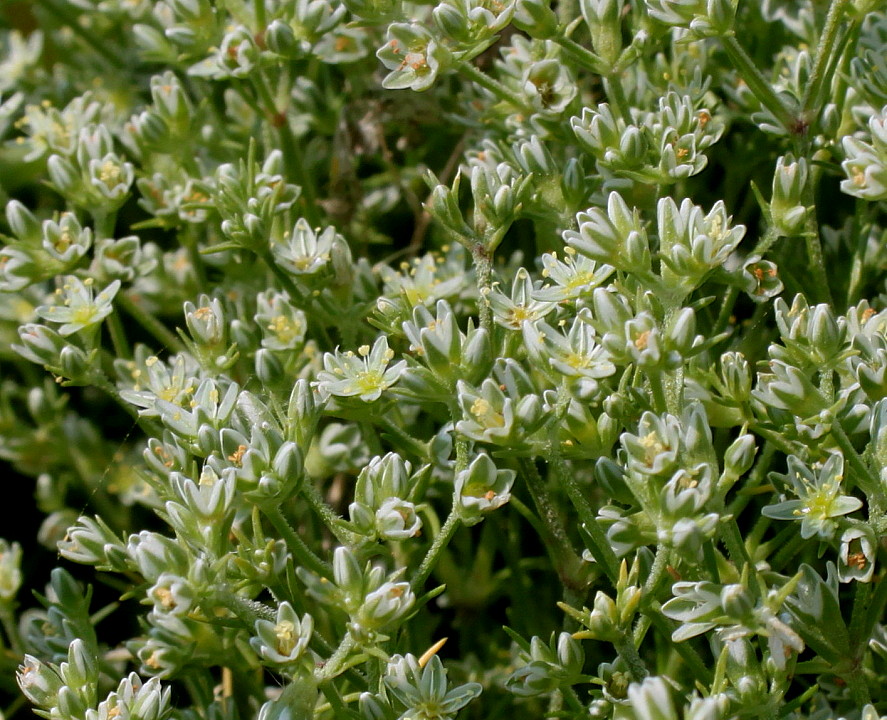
[0,1,887,719]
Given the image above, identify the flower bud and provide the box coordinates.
[513,0,559,38]
[719,433,756,490]
[6,199,41,243]
[581,0,623,65]
[770,156,809,236]
[265,19,298,57]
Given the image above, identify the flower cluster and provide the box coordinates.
[1,2,887,720]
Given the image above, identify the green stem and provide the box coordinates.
[508,495,549,545]
[846,201,870,306]
[457,61,530,113]
[720,516,762,599]
[411,510,461,592]
[301,480,354,546]
[647,371,668,415]
[555,36,607,75]
[471,244,493,332]
[263,505,332,579]
[91,369,140,422]
[40,0,123,67]
[316,632,357,682]
[844,657,871,706]
[848,579,871,649]
[861,572,887,642]
[253,0,266,29]
[749,422,797,457]
[603,74,632,125]
[702,540,721,583]
[105,310,130,360]
[551,452,619,585]
[800,0,851,117]
[116,292,186,354]
[752,225,781,258]
[93,210,117,241]
[0,603,22,655]
[721,35,795,132]
[712,286,739,338]
[648,612,712,683]
[615,632,648,680]
[770,530,805,572]
[831,420,887,512]
[375,415,430,459]
[802,202,833,306]
[252,71,319,226]
[519,458,586,592]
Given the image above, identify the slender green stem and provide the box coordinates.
[472,244,493,332]
[846,672,871,708]
[0,603,23,655]
[301,480,354,546]
[713,286,739,338]
[727,442,776,517]
[861,572,887,642]
[647,371,668,415]
[316,632,357,681]
[615,633,648,681]
[375,415,430,459]
[40,0,124,67]
[749,422,797,457]
[93,210,117,241]
[640,544,672,608]
[801,0,851,117]
[551,452,619,585]
[252,71,319,226]
[116,292,186,354]
[91,369,140,422]
[647,612,712,683]
[752,225,781,257]
[105,310,130,360]
[555,36,607,75]
[411,510,461,592]
[721,35,795,132]
[846,201,870,306]
[720,516,762,599]
[257,248,305,302]
[457,61,530,113]
[802,203,833,306]
[253,0,266,29]
[519,458,586,592]
[703,540,721,583]
[508,495,549,544]
[831,420,887,511]
[3,695,27,719]
[848,579,871,649]
[263,505,332,579]
[770,530,806,572]
[603,74,632,125]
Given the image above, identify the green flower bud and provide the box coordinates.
[719,433,756,490]
[513,0,559,38]
[6,199,41,244]
[580,0,622,66]
[265,19,299,57]
[770,156,809,236]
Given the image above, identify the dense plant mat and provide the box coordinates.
[1,1,887,718]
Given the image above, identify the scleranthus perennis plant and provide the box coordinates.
[2,0,887,718]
